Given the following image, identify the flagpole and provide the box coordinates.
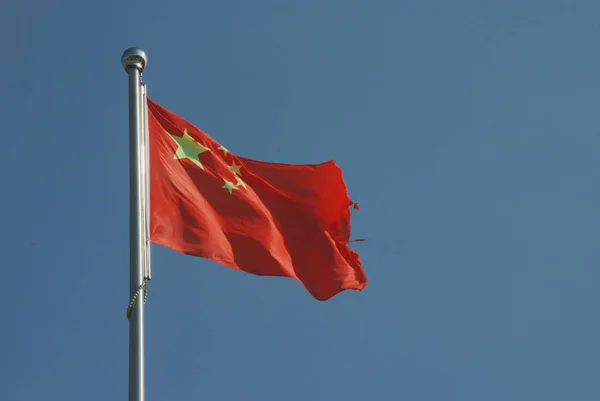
[122,47,148,401]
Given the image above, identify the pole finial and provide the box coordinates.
[122,47,147,73]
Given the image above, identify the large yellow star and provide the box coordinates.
[229,161,243,176]
[169,128,210,169]
[221,178,238,194]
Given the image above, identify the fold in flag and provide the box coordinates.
[148,99,367,300]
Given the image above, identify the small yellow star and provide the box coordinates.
[218,145,229,156]
[229,161,243,176]
[221,178,238,194]
[234,176,246,189]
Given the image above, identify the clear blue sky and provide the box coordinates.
[1,1,599,400]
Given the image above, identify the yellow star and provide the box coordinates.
[169,128,210,170]
[229,161,243,176]
[221,178,238,194]
[234,176,246,189]
[218,145,229,156]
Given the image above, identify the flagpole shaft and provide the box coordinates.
[122,47,148,401]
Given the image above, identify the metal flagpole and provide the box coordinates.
[140,82,152,281]
[121,47,149,401]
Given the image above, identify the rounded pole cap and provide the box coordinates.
[121,47,147,72]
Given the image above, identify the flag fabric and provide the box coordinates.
[147,99,367,300]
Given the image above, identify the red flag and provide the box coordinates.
[148,99,367,300]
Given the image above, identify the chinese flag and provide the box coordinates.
[148,99,367,300]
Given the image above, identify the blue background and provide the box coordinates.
[1,1,599,400]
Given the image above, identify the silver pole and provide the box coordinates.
[121,47,148,401]
[140,83,151,280]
